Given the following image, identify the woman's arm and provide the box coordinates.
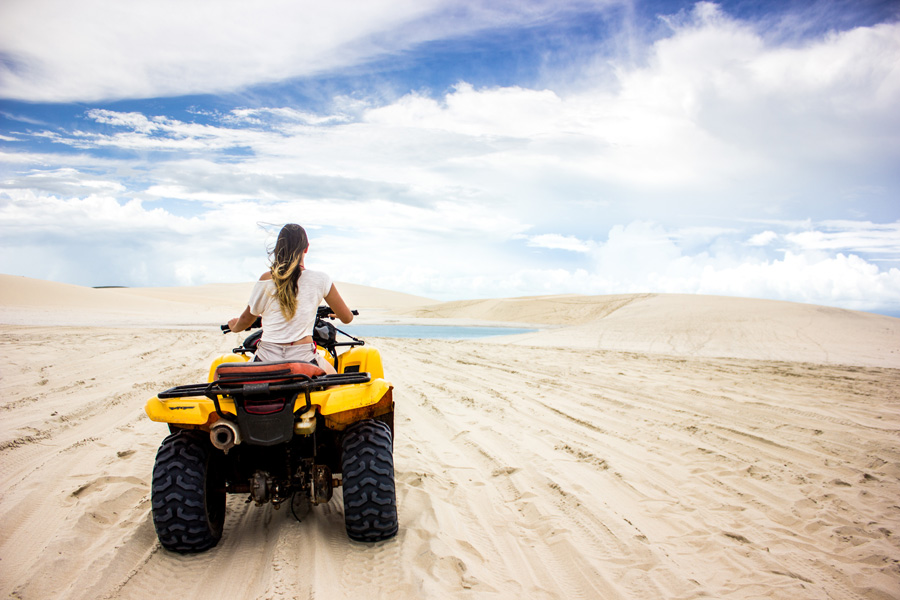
[324,284,354,324]
[228,305,257,332]
[229,272,269,332]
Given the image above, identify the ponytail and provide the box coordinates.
[269,224,308,320]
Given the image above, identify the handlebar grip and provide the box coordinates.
[316,307,359,319]
[221,316,261,334]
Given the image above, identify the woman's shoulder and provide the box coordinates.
[299,268,332,290]
[250,273,274,295]
[302,268,329,279]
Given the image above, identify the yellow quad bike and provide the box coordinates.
[145,306,396,553]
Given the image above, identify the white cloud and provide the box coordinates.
[226,108,351,127]
[0,0,424,101]
[0,0,624,102]
[785,222,900,254]
[748,230,778,246]
[692,252,900,312]
[527,234,593,253]
[578,221,900,313]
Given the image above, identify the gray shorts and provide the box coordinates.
[256,341,323,366]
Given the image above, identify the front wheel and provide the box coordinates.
[341,420,398,541]
[151,430,225,553]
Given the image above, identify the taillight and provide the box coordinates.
[242,397,287,415]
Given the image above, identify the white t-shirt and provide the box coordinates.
[247,269,333,343]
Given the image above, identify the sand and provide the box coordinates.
[1,275,898,599]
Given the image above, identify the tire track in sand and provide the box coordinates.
[2,329,898,600]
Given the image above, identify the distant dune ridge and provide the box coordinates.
[0,274,438,327]
[1,273,899,599]
[2,274,897,367]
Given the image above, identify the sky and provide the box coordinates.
[1,0,899,315]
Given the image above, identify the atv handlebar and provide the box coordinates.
[317,306,359,320]
[220,315,262,333]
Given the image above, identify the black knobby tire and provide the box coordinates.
[341,419,398,542]
[151,430,226,553]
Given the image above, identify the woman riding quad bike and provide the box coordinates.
[144,307,397,552]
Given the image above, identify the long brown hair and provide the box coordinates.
[269,224,309,320]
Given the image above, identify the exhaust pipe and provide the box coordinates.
[210,420,241,453]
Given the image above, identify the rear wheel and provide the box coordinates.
[151,430,225,553]
[341,420,398,541]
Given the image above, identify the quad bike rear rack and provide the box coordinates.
[158,372,372,418]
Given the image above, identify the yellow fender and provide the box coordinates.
[336,346,384,380]
[208,353,251,381]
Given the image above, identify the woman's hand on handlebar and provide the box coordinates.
[228,306,258,333]
[317,306,359,320]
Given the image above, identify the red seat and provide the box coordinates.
[214,361,325,416]
[215,360,325,383]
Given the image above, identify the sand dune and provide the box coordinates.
[0,274,437,327]
[1,276,898,599]
[403,293,900,368]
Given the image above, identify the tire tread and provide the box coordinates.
[151,430,224,553]
[341,420,398,542]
